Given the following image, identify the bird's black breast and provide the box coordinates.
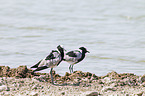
[66,51,77,57]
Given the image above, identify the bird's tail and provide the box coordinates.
[33,66,48,72]
[31,60,42,68]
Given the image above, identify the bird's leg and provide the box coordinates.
[50,68,54,84]
[69,65,72,73]
[72,65,74,73]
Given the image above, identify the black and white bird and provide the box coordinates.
[64,47,89,73]
[31,45,65,84]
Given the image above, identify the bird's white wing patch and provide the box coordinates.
[38,58,47,67]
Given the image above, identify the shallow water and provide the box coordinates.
[0,0,145,76]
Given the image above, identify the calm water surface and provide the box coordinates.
[0,0,145,76]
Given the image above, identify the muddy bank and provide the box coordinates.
[0,66,145,96]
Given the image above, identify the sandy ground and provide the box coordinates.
[0,66,145,96]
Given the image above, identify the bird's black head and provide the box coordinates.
[79,47,90,53]
[57,45,64,52]
[57,45,65,59]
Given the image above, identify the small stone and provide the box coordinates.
[98,80,104,84]
[73,82,80,86]
[65,72,70,76]
[61,92,65,95]
[86,92,99,96]
[55,74,61,78]
[135,91,143,96]
[103,77,111,84]
[82,78,88,82]
[30,91,38,96]
[141,82,145,87]
[0,82,2,86]
[88,76,91,79]
[110,83,116,87]
[0,85,7,92]
[6,87,10,91]
[125,94,129,96]
[13,84,17,87]
[11,88,16,91]
[85,72,92,77]
[75,71,82,74]
[18,84,22,87]
[92,74,99,80]
[101,86,116,92]
[140,75,145,83]
[77,77,82,81]
[32,84,39,90]
[19,81,24,83]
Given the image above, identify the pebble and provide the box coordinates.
[6,87,10,91]
[140,75,145,83]
[0,82,2,86]
[61,92,65,95]
[134,91,143,96]
[141,82,145,87]
[86,92,99,96]
[29,91,38,96]
[32,84,39,90]
[0,85,7,92]
[101,86,116,92]
[103,77,111,84]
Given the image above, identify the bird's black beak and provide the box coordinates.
[87,51,90,53]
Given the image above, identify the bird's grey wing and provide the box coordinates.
[45,50,58,60]
[66,51,78,57]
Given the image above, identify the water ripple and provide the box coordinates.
[19,27,54,31]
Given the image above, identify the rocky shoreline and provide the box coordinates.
[0,66,145,96]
